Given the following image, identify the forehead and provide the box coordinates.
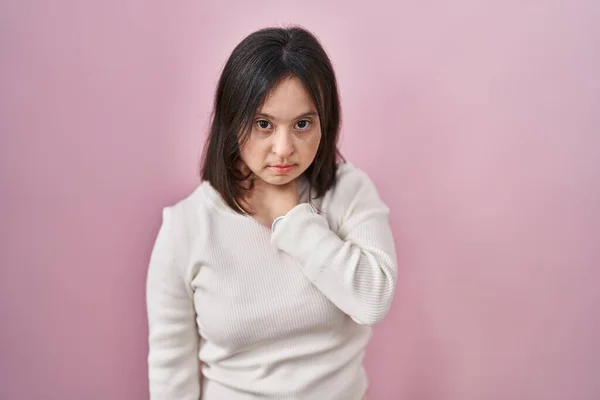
[258,77,317,120]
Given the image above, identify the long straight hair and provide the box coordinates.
[200,26,344,213]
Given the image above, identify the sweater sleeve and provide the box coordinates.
[146,208,201,399]
[271,166,398,325]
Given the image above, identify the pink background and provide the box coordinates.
[1,1,599,399]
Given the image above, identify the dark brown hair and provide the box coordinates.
[200,26,343,213]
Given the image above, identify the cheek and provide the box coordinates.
[239,138,265,167]
[238,143,251,166]
[306,133,322,157]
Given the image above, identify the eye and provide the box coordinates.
[295,120,311,131]
[256,120,272,130]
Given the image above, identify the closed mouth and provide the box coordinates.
[268,164,295,173]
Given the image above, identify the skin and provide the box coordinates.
[238,76,322,227]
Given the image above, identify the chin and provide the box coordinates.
[265,175,295,185]
[256,171,299,186]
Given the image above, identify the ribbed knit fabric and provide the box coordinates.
[146,162,398,400]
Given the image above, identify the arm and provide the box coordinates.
[146,208,201,399]
[271,166,398,325]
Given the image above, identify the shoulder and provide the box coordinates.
[161,183,213,239]
[326,161,381,202]
[320,161,388,222]
[156,183,215,271]
[334,161,374,188]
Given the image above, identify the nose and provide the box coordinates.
[272,129,294,158]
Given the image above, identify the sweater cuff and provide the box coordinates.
[271,216,285,232]
[270,203,333,281]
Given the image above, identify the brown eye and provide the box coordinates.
[295,120,311,131]
[256,120,272,130]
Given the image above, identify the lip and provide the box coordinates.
[268,164,295,173]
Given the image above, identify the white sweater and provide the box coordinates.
[146,162,398,400]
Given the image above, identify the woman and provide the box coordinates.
[146,26,397,400]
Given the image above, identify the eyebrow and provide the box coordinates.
[256,111,318,121]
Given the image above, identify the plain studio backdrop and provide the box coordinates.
[1,1,599,399]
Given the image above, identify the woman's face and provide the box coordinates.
[239,76,322,186]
